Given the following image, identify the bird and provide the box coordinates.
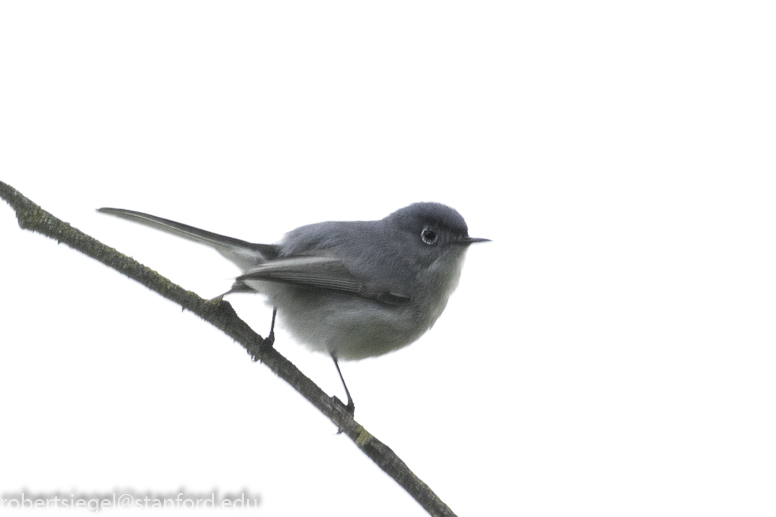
[98,202,488,413]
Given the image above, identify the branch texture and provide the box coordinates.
[0,180,456,517]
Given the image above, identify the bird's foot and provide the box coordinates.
[248,331,274,362]
[332,395,355,417]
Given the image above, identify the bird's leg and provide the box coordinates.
[262,308,277,350]
[249,308,276,361]
[331,352,355,415]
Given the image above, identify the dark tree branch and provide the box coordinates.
[0,180,456,517]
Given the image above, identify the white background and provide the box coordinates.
[1,2,775,516]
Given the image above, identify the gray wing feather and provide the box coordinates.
[238,256,411,305]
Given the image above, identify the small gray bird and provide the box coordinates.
[99,203,488,413]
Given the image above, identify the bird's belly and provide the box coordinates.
[252,282,439,361]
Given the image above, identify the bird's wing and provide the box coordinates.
[98,208,280,271]
[237,255,412,305]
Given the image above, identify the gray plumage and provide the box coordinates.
[99,203,488,411]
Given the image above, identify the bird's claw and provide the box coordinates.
[332,395,355,416]
[262,330,275,350]
[248,332,274,362]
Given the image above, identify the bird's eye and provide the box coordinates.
[420,227,438,245]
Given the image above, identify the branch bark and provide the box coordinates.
[0,180,456,517]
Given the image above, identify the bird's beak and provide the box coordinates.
[459,236,491,245]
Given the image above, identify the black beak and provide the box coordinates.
[459,236,491,245]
